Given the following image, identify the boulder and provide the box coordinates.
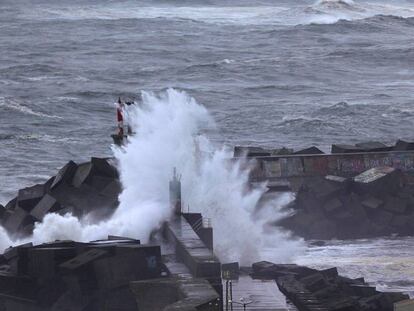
[17,184,45,211]
[382,196,407,214]
[60,248,108,271]
[72,162,94,188]
[44,176,56,192]
[233,146,271,157]
[325,175,348,184]
[252,262,316,279]
[303,176,346,203]
[92,245,161,290]
[5,198,17,211]
[355,141,391,152]
[391,215,409,229]
[371,210,393,227]
[0,238,162,311]
[299,272,328,292]
[308,219,337,239]
[294,146,324,155]
[353,167,402,196]
[91,157,118,179]
[52,183,115,217]
[4,243,33,275]
[331,144,363,154]
[50,161,77,190]
[349,285,377,297]
[361,196,383,210]
[277,210,322,236]
[254,261,409,311]
[30,194,61,221]
[72,158,118,188]
[332,209,354,221]
[90,176,114,192]
[323,198,343,214]
[0,205,5,220]
[345,193,367,220]
[2,207,32,234]
[100,180,121,200]
[394,139,414,151]
[275,147,294,155]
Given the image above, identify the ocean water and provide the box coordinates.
[1,0,414,295]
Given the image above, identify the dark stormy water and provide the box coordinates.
[1,0,414,296]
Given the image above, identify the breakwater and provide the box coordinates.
[240,140,414,185]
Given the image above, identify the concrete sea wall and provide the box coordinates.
[249,151,414,181]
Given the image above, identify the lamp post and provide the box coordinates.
[229,298,253,311]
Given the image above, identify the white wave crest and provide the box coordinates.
[0,89,304,264]
[0,97,62,119]
[24,1,414,26]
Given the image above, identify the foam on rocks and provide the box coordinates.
[1,157,121,239]
[252,261,409,311]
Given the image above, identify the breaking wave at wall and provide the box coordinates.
[2,89,304,264]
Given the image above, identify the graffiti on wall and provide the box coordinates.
[336,156,365,174]
[252,151,414,179]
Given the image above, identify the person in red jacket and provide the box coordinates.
[116,97,124,136]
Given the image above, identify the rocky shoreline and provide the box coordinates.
[252,261,409,311]
[0,158,121,239]
[0,147,413,310]
[276,166,414,240]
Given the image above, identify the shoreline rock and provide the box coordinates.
[276,166,414,239]
[252,261,409,311]
[1,157,121,238]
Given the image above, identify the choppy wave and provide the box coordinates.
[0,97,62,119]
[20,1,414,26]
[295,237,414,295]
[0,64,58,74]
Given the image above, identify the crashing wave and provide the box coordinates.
[315,0,358,10]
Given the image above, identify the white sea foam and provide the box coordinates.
[0,97,62,119]
[24,1,414,26]
[0,89,304,264]
[307,0,414,25]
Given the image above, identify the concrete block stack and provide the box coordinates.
[252,261,409,311]
[1,158,121,238]
[277,166,414,239]
[0,237,163,311]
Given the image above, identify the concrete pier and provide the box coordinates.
[226,275,296,311]
[164,217,221,291]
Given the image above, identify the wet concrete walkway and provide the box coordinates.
[223,275,297,311]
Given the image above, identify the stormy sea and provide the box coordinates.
[1,0,414,297]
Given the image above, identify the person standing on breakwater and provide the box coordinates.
[113,97,136,145]
[116,97,124,137]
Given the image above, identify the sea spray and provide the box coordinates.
[3,89,304,264]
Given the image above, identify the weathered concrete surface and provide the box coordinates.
[0,237,161,311]
[131,261,220,311]
[1,158,121,238]
[239,140,414,183]
[276,167,414,239]
[227,274,294,310]
[164,217,221,288]
[163,215,223,309]
[182,213,214,251]
[252,261,408,311]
